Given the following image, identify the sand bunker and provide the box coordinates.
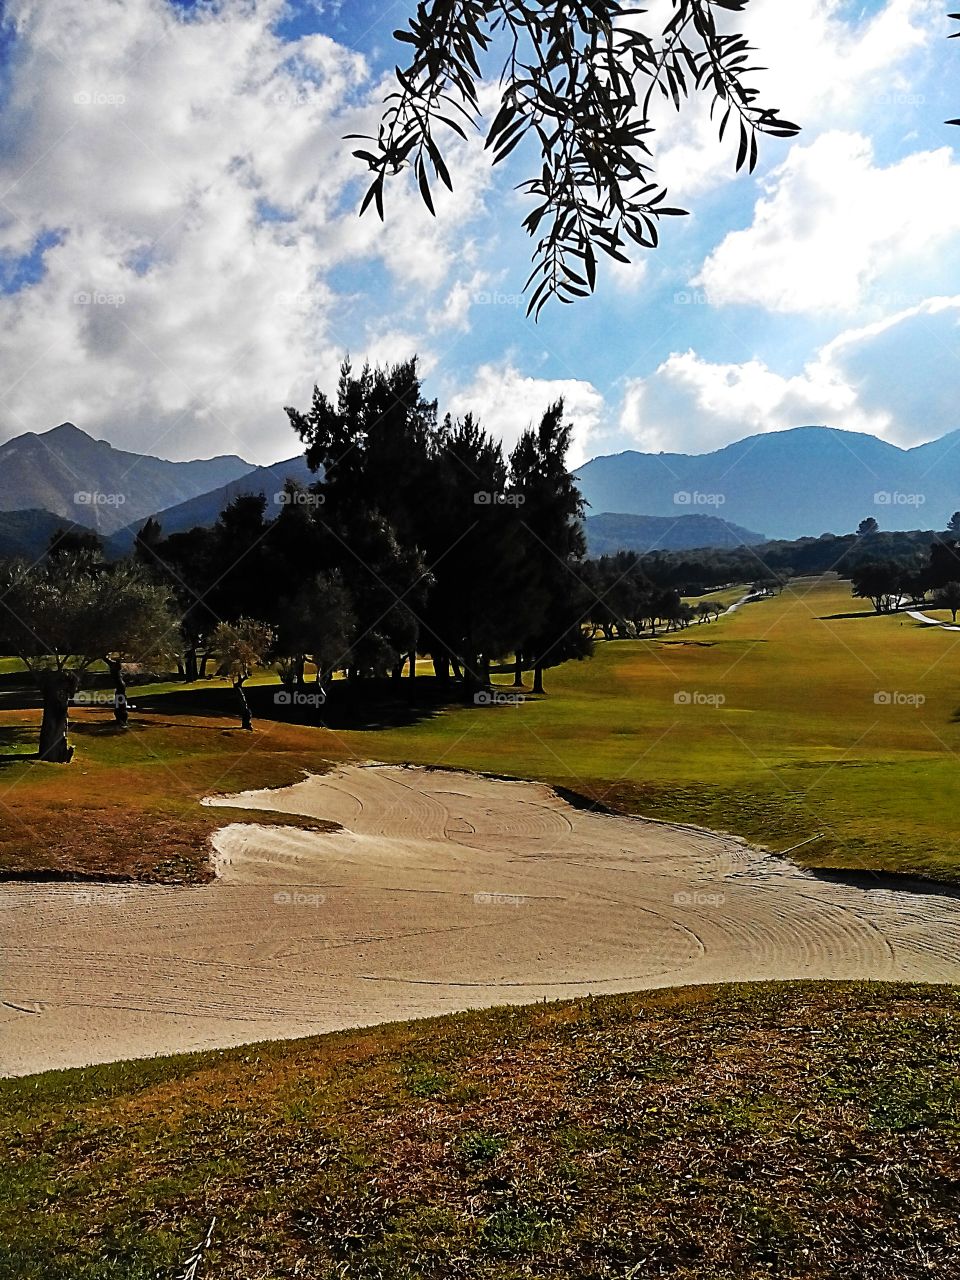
[4,763,960,1076]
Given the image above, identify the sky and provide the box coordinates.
[0,0,958,470]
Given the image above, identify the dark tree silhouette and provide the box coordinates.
[857,517,879,537]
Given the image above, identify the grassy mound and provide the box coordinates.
[4,982,960,1279]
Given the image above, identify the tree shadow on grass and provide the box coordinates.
[818,609,882,620]
[132,678,454,732]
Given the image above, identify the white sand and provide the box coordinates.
[3,762,960,1076]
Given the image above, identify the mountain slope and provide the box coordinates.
[0,423,250,534]
[576,426,960,540]
[584,511,765,555]
[0,508,89,560]
[107,454,315,551]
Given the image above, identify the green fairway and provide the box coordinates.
[325,576,960,881]
[3,575,960,883]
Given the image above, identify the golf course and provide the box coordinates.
[4,573,960,1277]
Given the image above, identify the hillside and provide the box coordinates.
[584,511,765,555]
[576,425,960,540]
[3,982,958,1279]
[0,423,250,534]
[108,453,314,550]
[0,508,87,559]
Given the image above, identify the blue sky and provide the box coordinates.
[0,0,957,468]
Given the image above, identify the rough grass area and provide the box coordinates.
[0,707,339,882]
[2,982,959,1279]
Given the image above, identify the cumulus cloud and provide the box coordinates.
[0,0,493,462]
[694,132,960,313]
[617,296,960,454]
[653,0,941,200]
[446,363,606,468]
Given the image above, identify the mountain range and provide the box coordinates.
[575,426,960,541]
[0,423,251,535]
[1,421,959,560]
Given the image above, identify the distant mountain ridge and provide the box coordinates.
[584,512,765,556]
[0,423,251,534]
[576,426,960,541]
[107,454,315,552]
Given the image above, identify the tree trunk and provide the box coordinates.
[432,654,450,684]
[450,657,463,682]
[391,660,403,683]
[532,664,545,695]
[235,679,253,730]
[408,651,417,681]
[105,658,128,728]
[512,654,524,687]
[184,647,199,682]
[198,651,214,679]
[295,655,305,689]
[36,670,79,762]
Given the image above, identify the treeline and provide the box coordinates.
[0,359,593,760]
[585,529,960,596]
[582,528,960,631]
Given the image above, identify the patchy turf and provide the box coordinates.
[2,982,959,1279]
[0,704,342,883]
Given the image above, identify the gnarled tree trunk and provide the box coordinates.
[234,678,253,730]
[532,664,545,695]
[36,670,79,762]
[105,657,128,727]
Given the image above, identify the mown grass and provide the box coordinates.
[2,982,959,1279]
[341,576,960,882]
[2,576,960,882]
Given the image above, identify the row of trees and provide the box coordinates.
[850,539,960,615]
[0,359,594,760]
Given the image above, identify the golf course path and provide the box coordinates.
[4,762,960,1076]
[907,609,960,631]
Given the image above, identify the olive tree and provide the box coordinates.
[0,559,178,762]
[354,0,800,314]
[210,618,275,730]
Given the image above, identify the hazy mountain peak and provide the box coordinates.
[0,423,252,533]
[577,424,960,540]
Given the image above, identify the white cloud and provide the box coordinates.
[617,296,960,454]
[653,0,941,200]
[695,132,960,312]
[0,0,493,463]
[447,363,606,468]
